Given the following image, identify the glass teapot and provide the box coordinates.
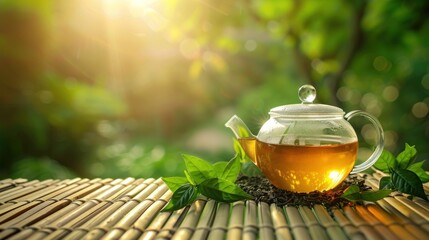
[225,85,384,193]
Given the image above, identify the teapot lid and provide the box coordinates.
[269,85,344,118]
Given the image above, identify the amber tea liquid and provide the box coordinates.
[238,138,357,192]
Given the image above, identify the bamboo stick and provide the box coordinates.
[171,199,207,240]
[0,228,18,239]
[312,205,347,240]
[48,179,145,240]
[356,204,407,240]
[150,206,188,240]
[298,206,329,240]
[137,211,172,240]
[0,179,60,203]
[131,191,172,231]
[376,198,429,237]
[257,202,275,240]
[226,201,244,240]
[52,180,152,239]
[284,206,311,240]
[207,202,229,240]
[102,187,170,239]
[5,228,33,240]
[383,197,429,233]
[342,206,385,240]
[191,200,216,240]
[243,200,258,240]
[270,204,292,240]
[368,203,427,239]
[393,196,429,221]
[120,212,171,240]
[81,181,166,239]
[332,208,366,240]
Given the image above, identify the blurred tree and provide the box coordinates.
[0,1,126,178]
[232,0,429,156]
[1,0,428,179]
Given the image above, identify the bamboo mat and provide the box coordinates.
[0,173,428,240]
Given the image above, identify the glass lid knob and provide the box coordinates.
[298,85,316,103]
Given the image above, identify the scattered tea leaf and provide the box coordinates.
[183,154,215,184]
[396,144,417,169]
[407,161,429,183]
[162,177,189,192]
[198,178,253,202]
[374,150,396,173]
[221,156,241,182]
[391,169,428,201]
[162,184,198,212]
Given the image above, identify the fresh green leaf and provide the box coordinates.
[221,155,241,182]
[233,138,246,161]
[360,189,393,201]
[373,150,396,173]
[198,178,253,202]
[341,185,392,202]
[341,185,360,200]
[407,161,429,183]
[379,176,392,190]
[184,170,195,185]
[397,144,417,169]
[391,169,428,201]
[162,184,198,212]
[213,161,228,177]
[183,154,215,184]
[162,177,189,192]
[341,192,362,201]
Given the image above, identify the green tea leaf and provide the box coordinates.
[341,185,392,202]
[198,178,253,202]
[162,177,189,192]
[391,169,428,201]
[397,144,417,169]
[213,161,228,177]
[221,155,241,182]
[341,185,360,199]
[233,138,246,161]
[183,154,215,184]
[373,150,396,173]
[360,189,393,202]
[379,176,392,190]
[162,184,198,212]
[184,170,195,185]
[341,192,362,201]
[407,161,429,183]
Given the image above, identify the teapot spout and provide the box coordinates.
[225,115,255,139]
[225,115,258,165]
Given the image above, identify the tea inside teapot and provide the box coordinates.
[238,137,356,192]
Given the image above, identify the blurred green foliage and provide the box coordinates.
[0,0,428,179]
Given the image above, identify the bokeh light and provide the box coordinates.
[1,0,429,180]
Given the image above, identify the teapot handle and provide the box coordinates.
[345,110,384,174]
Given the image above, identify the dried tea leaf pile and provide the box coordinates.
[236,174,370,209]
